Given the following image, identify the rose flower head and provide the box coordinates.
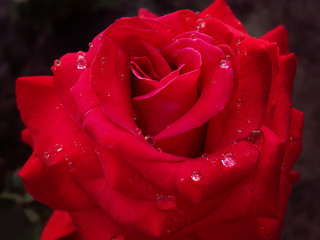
[16,0,303,239]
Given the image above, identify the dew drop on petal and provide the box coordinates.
[76,53,87,70]
[190,33,197,39]
[107,91,111,97]
[205,14,211,20]
[135,128,142,135]
[236,99,243,108]
[247,129,263,145]
[43,152,50,159]
[157,147,163,153]
[67,161,75,171]
[237,128,243,133]
[191,170,201,182]
[221,153,236,167]
[155,194,177,210]
[219,60,230,69]
[101,57,106,64]
[201,153,208,160]
[88,42,93,48]
[54,59,61,66]
[98,34,102,40]
[289,136,297,143]
[196,19,206,30]
[145,135,154,146]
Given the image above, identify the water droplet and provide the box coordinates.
[237,128,243,133]
[107,91,111,97]
[54,59,61,66]
[205,14,211,20]
[120,74,125,80]
[55,144,63,152]
[76,51,87,70]
[248,118,252,124]
[67,161,75,171]
[88,42,93,48]
[43,152,50,159]
[131,113,137,121]
[201,153,208,160]
[135,128,142,135]
[155,194,177,210]
[157,147,163,153]
[101,57,106,64]
[236,99,243,108]
[243,51,248,56]
[211,78,216,84]
[247,129,263,145]
[219,60,230,69]
[236,38,242,46]
[221,153,236,167]
[110,235,125,240]
[195,11,200,15]
[98,34,102,40]
[145,135,154,146]
[191,170,201,182]
[289,136,297,143]
[196,19,206,30]
[190,33,197,39]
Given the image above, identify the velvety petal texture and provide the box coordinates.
[16,0,303,239]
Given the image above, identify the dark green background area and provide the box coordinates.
[0,0,319,239]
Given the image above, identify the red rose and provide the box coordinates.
[16,0,303,239]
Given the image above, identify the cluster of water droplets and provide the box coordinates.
[76,51,87,70]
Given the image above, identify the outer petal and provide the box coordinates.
[263,53,297,142]
[19,155,94,210]
[200,0,248,34]
[41,210,78,240]
[260,25,289,55]
[138,8,159,18]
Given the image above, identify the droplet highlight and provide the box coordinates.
[76,51,87,70]
[191,170,201,182]
[221,153,236,167]
[145,135,154,146]
[196,19,206,31]
[219,60,230,69]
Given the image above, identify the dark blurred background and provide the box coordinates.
[0,0,319,239]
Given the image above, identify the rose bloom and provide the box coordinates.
[16,0,303,239]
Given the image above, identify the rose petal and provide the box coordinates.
[206,40,277,151]
[138,8,159,19]
[19,155,94,210]
[40,210,78,240]
[16,76,103,177]
[156,38,233,140]
[200,0,248,34]
[260,25,289,55]
[263,53,297,142]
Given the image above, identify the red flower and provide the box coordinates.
[16,0,303,239]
